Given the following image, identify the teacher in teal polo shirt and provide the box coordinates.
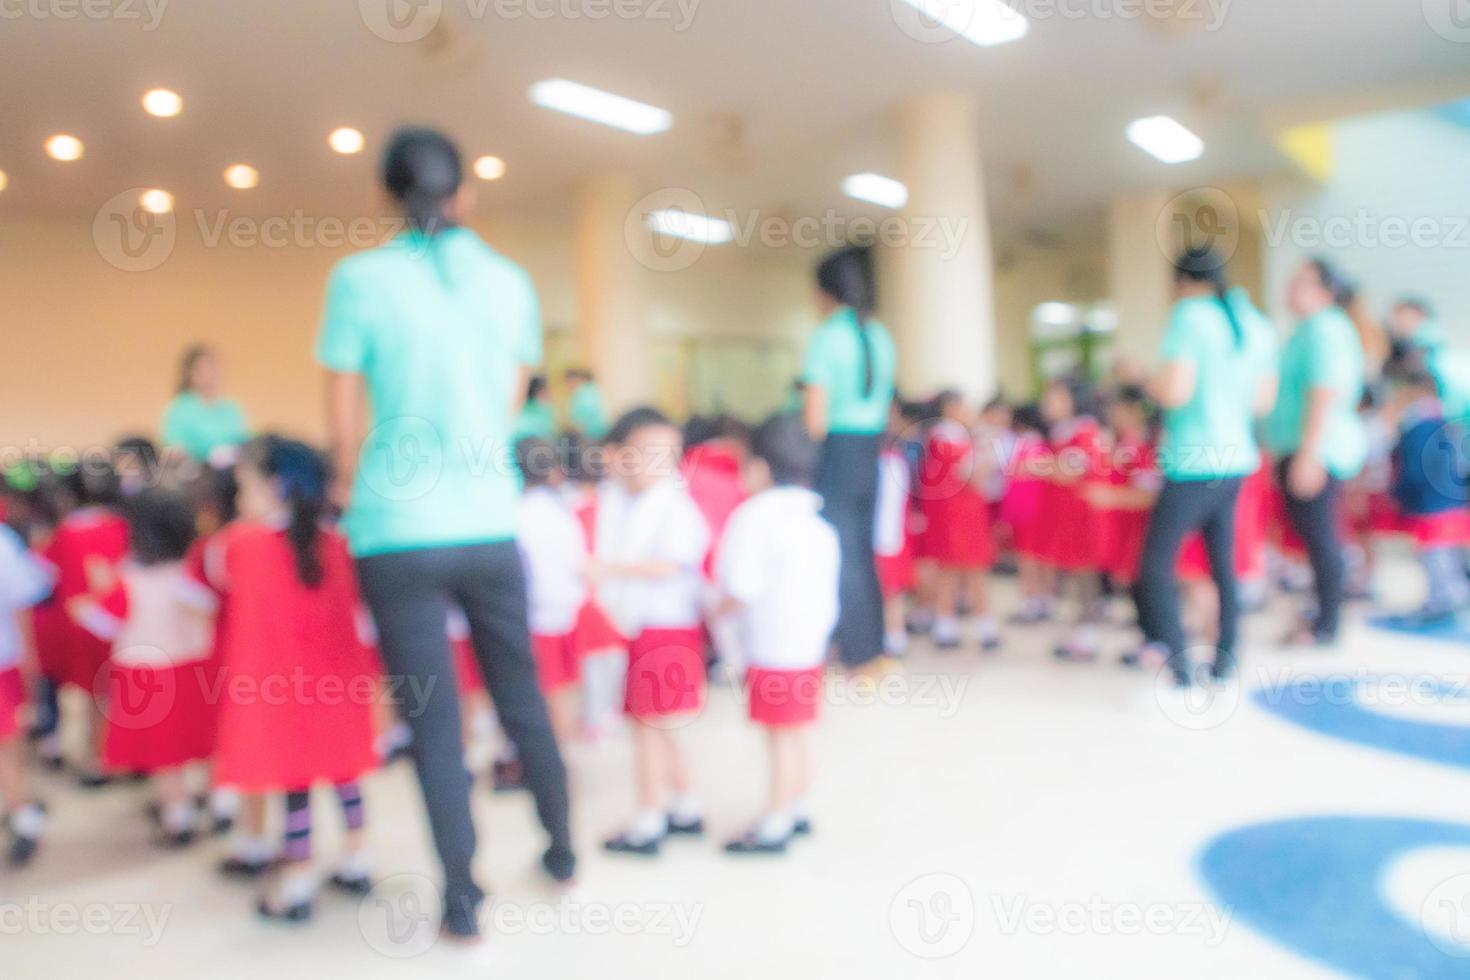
[802,245,896,670]
[316,127,572,940]
[161,345,249,462]
[1264,258,1376,647]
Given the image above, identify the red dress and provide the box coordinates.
[204,521,379,792]
[572,497,627,656]
[39,508,129,691]
[875,449,917,596]
[917,421,993,570]
[1001,434,1051,559]
[1099,437,1160,584]
[1042,418,1107,572]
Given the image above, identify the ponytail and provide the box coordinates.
[1174,247,1242,349]
[243,436,328,588]
[816,246,877,396]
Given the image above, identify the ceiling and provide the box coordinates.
[2,0,1469,243]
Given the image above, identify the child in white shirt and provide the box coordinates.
[716,414,839,854]
[594,408,712,857]
[0,519,54,866]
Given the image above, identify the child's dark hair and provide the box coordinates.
[751,414,820,488]
[63,456,121,509]
[1399,368,1441,397]
[1050,374,1099,420]
[1012,402,1045,435]
[126,488,197,566]
[607,406,673,445]
[982,395,1009,415]
[555,431,597,482]
[932,389,964,418]
[243,436,329,587]
[515,436,560,488]
[1111,383,1149,411]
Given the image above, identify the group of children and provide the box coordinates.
[877,355,1470,666]
[0,405,844,921]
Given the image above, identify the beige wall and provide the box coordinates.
[0,211,820,452]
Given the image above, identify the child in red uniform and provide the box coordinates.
[37,464,129,786]
[917,391,999,650]
[1040,378,1109,661]
[70,489,218,847]
[594,408,711,857]
[206,437,378,921]
[0,511,54,866]
[875,434,916,657]
[715,415,838,854]
[1002,404,1055,623]
[1090,386,1161,592]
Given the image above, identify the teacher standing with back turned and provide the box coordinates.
[316,127,574,941]
[802,246,896,671]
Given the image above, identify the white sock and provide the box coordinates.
[885,630,909,655]
[338,850,372,881]
[210,788,240,820]
[669,793,701,824]
[231,833,275,863]
[755,811,795,843]
[628,809,668,844]
[279,869,317,906]
[932,616,960,644]
[163,801,197,834]
[974,615,998,643]
[11,803,46,840]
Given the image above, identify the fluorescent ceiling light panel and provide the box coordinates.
[1126,115,1204,163]
[896,0,1029,47]
[842,173,909,209]
[646,208,733,245]
[529,79,672,135]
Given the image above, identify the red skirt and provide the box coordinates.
[532,632,579,693]
[1102,510,1149,584]
[1043,484,1101,572]
[0,667,25,743]
[876,548,916,598]
[102,660,217,773]
[1405,509,1470,548]
[573,601,625,658]
[747,666,824,727]
[624,627,705,720]
[452,637,485,695]
[921,490,993,569]
[42,621,113,693]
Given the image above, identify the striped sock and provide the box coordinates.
[335,782,365,832]
[283,790,312,863]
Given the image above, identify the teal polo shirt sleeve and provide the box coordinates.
[316,264,374,374]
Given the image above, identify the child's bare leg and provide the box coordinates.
[883,594,908,656]
[932,569,961,646]
[223,791,276,872]
[0,738,45,862]
[633,722,667,813]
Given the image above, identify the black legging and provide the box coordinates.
[356,540,573,933]
[1276,455,1345,641]
[1132,477,1243,683]
[815,432,884,667]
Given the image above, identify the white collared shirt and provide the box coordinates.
[0,526,52,672]
[594,478,710,636]
[716,486,839,671]
[875,450,910,558]
[517,486,589,635]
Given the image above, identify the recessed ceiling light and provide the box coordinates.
[894,0,1029,47]
[1126,115,1204,164]
[139,189,173,214]
[528,79,672,135]
[646,208,733,245]
[0,171,7,192]
[329,127,365,154]
[142,88,183,118]
[473,155,506,181]
[842,173,909,209]
[45,134,84,161]
[223,164,259,189]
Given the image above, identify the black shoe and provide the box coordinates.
[666,815,704,836]
[979,635,1001,652]
[542,845,577,883]
[724,831,789,855]
[155,828,196,850]
[933,635,961,651]
[1209,654,1236,682]
[77,771,112,790]
[212,814,235,836]
[8,835,39,867]
[220,855,274,878]
[491,759,525,793]
[440,894,483,941]
[603,832,663,856]
[256,898,313,923]
[327,872,374,897]
[39,753,64,772]
[1118,650,1142,669]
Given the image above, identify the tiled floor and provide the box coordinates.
[7,551,1470,978]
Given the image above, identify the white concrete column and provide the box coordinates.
[576,174,648,412]
[1106,190,1176,360]
[888,91,997,402]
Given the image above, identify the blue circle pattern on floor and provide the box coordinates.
[1251,676,1470,771]
[1199,816,1470,978]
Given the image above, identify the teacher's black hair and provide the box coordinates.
[382,127,463,237]
[1174,246,1243,349]
[816,245,877,397]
